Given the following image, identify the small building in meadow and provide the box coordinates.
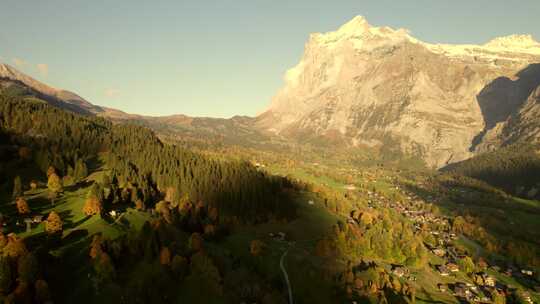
[484,275,496,287]
[453,282,471,298]
[24,218,32,233]
[391,266,409,278]
[432,248,446,257]
[437,265,450,276]
[437,283,447,292]
[446,263,459,272]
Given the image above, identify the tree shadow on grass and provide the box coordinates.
[63,228,89,244]
[28,195,56,214]
[87,155,105,173]
[60,211,92,230]
[63,180,93,193]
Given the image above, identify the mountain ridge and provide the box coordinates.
[0,63,103,114]
[256,16,540,168]
[2,16,540,168]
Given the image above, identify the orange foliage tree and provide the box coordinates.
[250,240,265,257]
[16,198,30,215]
[89,235,103,259]
[134,199,145,210]
[203,224,216,237]
[83,197,102,216]
[3,234,28,259]
[160,247,171,265]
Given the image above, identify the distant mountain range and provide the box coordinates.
[2,16,540,167]
[0,63,277,149]
[0,63,102,115]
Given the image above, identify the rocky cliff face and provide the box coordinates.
[477,68,540,151]
[256,16,540,168]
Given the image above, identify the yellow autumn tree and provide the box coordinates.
[47,172,63,194]
[45,211,63,234]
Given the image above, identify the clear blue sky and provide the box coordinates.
[1,0,539,118]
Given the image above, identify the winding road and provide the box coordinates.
[280,247,294,304]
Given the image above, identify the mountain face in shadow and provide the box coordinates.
[472,64,540,152]
[472,64,540,150]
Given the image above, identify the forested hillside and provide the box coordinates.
[0,95,295,222]
[0,91,303,303]
[443,143,540,199]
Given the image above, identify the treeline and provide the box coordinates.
[0,94,295,222]
[444,143,540,199]
[107,124,295,221]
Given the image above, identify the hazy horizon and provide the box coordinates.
[1,0,539,118]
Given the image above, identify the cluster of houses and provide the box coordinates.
[364,186,539,304]
[448,281,535,304]
[436,263,460,277]
[391,265,417,281]
[449,282,491,302]
[348,174,540,303]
